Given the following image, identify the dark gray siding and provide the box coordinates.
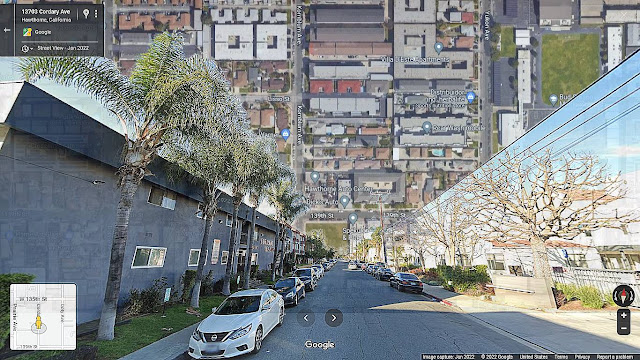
[0,128,277,323]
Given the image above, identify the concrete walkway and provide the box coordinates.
[118,324,195,360]
[422,284,640,353]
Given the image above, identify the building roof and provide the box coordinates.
[310,64,369,79]
[455,36,474,49]
[311,7,384,23]
[393,24,474,80]
[309,97,380,116]
[353,170,405,203]
[213,24,253,60]
[394,0,437,23]
[260,109,275,128]
[311,27,385,42]
[539,0,572,22]
[310,80,334,93]
[256,25,288,60]
[461,12,474,24]
[492,58,516,106]
[629,24,640,47]
[518,50,532,104]
[337,80,363,93]
[608,26,624,71]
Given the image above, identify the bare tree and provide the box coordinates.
[465,149,637,279]
[413,191,477,267]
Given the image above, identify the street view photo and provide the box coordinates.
[0,0,639,359]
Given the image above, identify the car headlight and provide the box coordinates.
[228,324,252,340]
[192,328,202,341]
[286,291,295,298]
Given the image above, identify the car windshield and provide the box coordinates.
[214,296,261,315]
[295,269,312,277]
[275,279,295,288]
[400,273,419,280]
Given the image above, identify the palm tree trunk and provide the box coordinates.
[270,219,280,282]
[96,173,140,341]
[243,205,257,290]
[278,227,285,276]
[222,202,241,295]
[190,214,213,308]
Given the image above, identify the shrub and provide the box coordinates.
[407,268,425,276]
[0,273,36,348]
[124,277,167,316]
[181,270,197,303]
[436,265,491,293]
[577,286,604,309]
[554,283,606,309]
[555,283,580,301]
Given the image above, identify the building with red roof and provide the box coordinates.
[337,80,363,93]
[309,80,334,93]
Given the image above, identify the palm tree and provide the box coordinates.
[162,126,242,308]
[19,33,244,340]
[242,136,293,290]
[267,181,308,281]
[221,132,267,295]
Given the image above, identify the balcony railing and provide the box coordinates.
[553,267,640,307]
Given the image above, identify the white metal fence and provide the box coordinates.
[552,267,640,307]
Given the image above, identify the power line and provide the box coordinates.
[0,154,104,185]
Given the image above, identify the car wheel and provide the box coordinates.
[389,281,393,287]
[277,307,284,326]
[252,326,263,354]
[398,285,405,292]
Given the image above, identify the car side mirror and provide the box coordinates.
[211,307,217,313]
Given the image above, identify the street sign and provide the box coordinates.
[561,249,568,259]
[164,288,171,302]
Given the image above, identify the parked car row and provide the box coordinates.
[188,259,338,359]
[363,263,424,294]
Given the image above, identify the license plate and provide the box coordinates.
[411,282,417,285]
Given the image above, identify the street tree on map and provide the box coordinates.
[465,149,638,280]
[19,33,245,340]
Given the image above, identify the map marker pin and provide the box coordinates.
[466,91,476,104]
[549,94,558,107]
[422,121,432,134]
[281,128,290,141]
[339,195,350,208]
[434,42,444,55]
[310,171,320,183]
[348,213,358,224]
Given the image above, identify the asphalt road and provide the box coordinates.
[205,262,538,360]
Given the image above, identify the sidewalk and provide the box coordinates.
[118,324,195,360]
[423,284,640,353]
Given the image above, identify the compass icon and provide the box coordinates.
[612,285,635,307]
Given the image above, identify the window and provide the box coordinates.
[132,246,166,268]
[188,249,202,267]
[220,251,229,265]
[148,186,176,210]
[251,252,258,265]
[487,254,505,271]
[508,265,524,276]
[211,239,221,264]
[568,254,587,268]
[225,214,233,227]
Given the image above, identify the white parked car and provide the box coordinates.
[348,261,358,270]
[188,289,284,359]
[311,264,324,277]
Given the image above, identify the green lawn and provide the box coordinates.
[18,296,225,360]
[541,33,600,105]
[305,222,346,253]
[500,26,516,58]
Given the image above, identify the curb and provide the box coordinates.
[422,291,454,307]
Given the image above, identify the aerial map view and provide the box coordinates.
[0,0,640,359]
